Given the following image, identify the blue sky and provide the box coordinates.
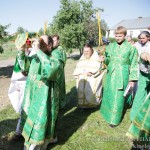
[0,0,149,34]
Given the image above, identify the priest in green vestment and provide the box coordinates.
[16,35,65,150]
[130,31,150,121]
[126,92,150,144]
[52,35,67,109]
[100,26,138,127]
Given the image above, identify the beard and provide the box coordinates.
[84,54,91,59]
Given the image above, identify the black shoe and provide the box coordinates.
[109,124,117,128]
[9,133,23,141]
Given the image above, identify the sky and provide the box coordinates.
[0,0,150,34]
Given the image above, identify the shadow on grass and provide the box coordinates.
[0,66,13,78]
[0,85,97,150]
[67,54,81,61]
[48,86,99,149]
[0,137,24,150]
[61,86,78,113]
[121,97,133,123]
[0,118,24,150]
[48,107,98,149]
[0,118,18,137]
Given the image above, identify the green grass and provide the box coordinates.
[0,41,17,60]
[51,106,133,150]
[0,98,133,150]
[0,57,134,150]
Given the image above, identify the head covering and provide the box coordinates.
[15,32,28,49]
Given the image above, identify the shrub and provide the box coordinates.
[108,37,116,43]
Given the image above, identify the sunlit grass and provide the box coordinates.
[0,41,17,60]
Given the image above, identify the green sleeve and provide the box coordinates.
[129,46,138,81]
[17,50,31,72]
[13,57,22,72]
[58,46,67,65]
[37,50,62,81]
[104,44,111,65]
[62,50,67,65]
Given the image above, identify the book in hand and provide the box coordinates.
[123,84,132,97]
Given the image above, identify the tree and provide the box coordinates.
[16,26,27,34]
[48,0,107,55]
[38,28,44,36]
[0,24,10,39]
[0,24,10,53]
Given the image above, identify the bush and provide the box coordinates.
[108,37,116,43]
[132,38,138,42]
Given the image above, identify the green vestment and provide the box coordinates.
[17,48,64,148]
[130,70,150,121]
[56,46,67,109]
[126,93,150,142]
[100,40,138,125]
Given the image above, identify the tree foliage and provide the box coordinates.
[0,24,11,52]
[38,28,44,36]
[16,26,27,34]
[48,0,108,54]
[0,24,10,39]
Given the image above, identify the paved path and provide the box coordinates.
[0,58,15,68]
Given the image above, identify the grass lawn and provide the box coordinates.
[0,41,17,60]
[0,54,135,150]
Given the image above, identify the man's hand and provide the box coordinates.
[141,52,150,62]
[147,54,150,62]
[32,38,40,51]
[17,44,26,51]
[86,72,93,76]
[128,81,135,89]
[18,43,31,51]
[83,72,93,76]
[99,55,105,62]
